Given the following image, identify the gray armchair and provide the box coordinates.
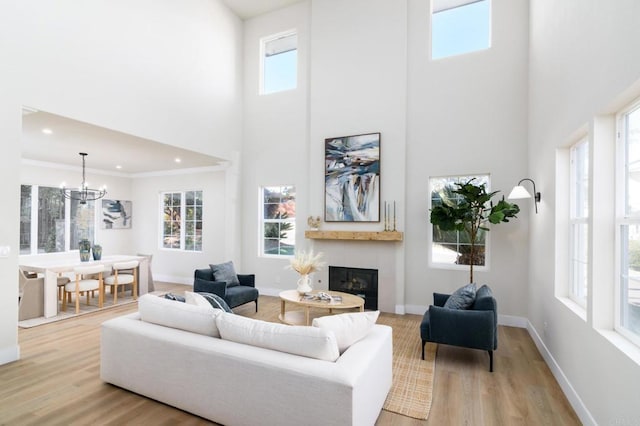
[193,268,259,311]
[420,284,497,371]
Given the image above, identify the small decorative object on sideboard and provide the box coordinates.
[92,244,102,261]
[79,239,91,262]
[307,215,321,230]
[287,249,326,294]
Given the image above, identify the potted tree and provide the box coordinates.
[430,178,520,283]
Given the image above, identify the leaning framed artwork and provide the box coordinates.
[325,132,380,222]
[101,199,132,229]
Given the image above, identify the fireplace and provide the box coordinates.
[328,266,378,310]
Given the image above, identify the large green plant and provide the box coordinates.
[430,179,520,283]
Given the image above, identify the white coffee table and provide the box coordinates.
[278,289,365,326]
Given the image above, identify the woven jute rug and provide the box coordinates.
[379,314,437,420]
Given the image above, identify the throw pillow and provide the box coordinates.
[185,291,217,310]
[210,261,240,287]
[199,292,233,313]
[138,294,221,337]
[312,311,380,353]
[216,312,340,362]
[443,283,477,310]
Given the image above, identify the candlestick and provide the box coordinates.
[393,201,396,231]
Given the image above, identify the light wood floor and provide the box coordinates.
[1,283,580,425]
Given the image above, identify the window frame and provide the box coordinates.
[259,185,296,258]
[159,190,203,252]
[259,29,298,95]
[428,174,491,272]
[615,99,640,347]
[569,137,590,307]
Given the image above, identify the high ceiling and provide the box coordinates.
[21,109,223,175]
[222,0,302,20]
[21,1,302,175]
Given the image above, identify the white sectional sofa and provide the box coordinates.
[100,294,393,426]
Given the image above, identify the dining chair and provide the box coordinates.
[104,260,139,304]
[137,253,154,292]
[18,268,44,321]
[63,264,105,314]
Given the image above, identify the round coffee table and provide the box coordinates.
[278,289,365,326]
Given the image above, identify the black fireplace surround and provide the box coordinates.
[328,266,378,310]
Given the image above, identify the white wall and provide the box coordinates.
[528,0,640,423]
[132,169,228,284]
[241,1,312,289]
[0,0,243,365]
[404,0,530,315]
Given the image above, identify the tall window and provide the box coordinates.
[20,185,95,254]
[161,190,203,251]
[431,0,491,60]
[260,30,297,95]
[261,185,295,256]
[429,174,489,268]
[617,101,640,344]
[569,138,589,307]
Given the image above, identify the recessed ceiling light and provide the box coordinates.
[42,128,53,135]
[115,165,122,170]
[175,158,182,163]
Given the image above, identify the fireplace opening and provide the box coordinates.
[328,266,378,310]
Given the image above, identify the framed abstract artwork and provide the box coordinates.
[325,132,380,222]
[101,199,132,229]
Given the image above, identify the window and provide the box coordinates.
[261,185,295,256]
[617,102,640,344]
[260,30,297,95]
[429,174,489,268]
[161,190,203,251]
[20,185,96,254]
[569,138,589,307]
[431,0,491,60]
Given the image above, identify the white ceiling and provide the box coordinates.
[21,2,303,175]
[21,109,224,175]
[222,0,302,20]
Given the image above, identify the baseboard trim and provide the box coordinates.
[526,321,596,426]
[154,274,192,285]
[0,344,20,366]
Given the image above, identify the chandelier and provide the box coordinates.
[61,152,107,205]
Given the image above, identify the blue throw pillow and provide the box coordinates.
[210,261,240,287]
[198,292,233,313]
[443,283,477,310]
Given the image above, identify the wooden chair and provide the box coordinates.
[104,260,139,304]
[18,268,44,321]
[63,264,104,314]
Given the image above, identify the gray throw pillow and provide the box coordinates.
[443,283,477,310]
[198,292,233,313]
[210,261,240,287]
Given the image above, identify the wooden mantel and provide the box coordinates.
[304,230,403,242]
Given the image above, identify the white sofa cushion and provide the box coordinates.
[312,311,380,353]
[138,294,221,337]
[216,312,340,362]
[185,291,214,309]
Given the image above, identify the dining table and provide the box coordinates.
[19,254,149,318]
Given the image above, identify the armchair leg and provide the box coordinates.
[488,350,494,372]
[255,299,258,312]
[421,340,426,360]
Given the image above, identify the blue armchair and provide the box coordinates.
[193,268,259,311]
[420,285,497,371]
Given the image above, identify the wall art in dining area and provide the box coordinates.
[325,132,380,222]
[102,199,132,229]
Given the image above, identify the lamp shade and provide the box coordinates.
[508,185,532,200]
